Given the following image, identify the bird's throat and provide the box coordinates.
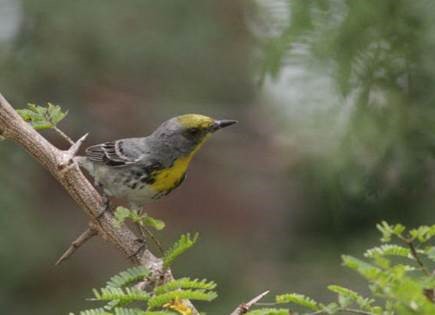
[151,135,209,193]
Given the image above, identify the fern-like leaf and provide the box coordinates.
[114,309,176,315]
[114,207,165,231]
[410,225,435,242]
[364,244,410,258]
[376,221,405,242]
[245,308,289,315]
[75,308,112,315]
[276,293,319,311]
[106,266,150,288]
[113,309,143,315]
[92,287,149,304]
[163,233,199,268]
[154,278,216,295]
[328,285,375,311]
[342,255,382,280]
[148,289,217,309]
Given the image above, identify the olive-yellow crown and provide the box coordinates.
[176,114,215,130]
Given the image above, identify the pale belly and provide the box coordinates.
[81,153,192,207]
[94,165,159,205]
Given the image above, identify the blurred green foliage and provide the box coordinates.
[255,0,435,234]
[3,0,435,314]
[250,222,435,314]
[1,0,252,108]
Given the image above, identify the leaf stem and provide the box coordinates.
[53,126,74,145]
[407,240,430,276]
[140,225,164,256]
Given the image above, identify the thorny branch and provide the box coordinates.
[0,93,200,315]
[229,291,270,315]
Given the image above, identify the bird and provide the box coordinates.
[76,114,237,212]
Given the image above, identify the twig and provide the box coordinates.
[229,290,270,315]
[408,241,430,276]
[398,236,430,276]
[53,126,74,145]
[0,92,200,315]
[140,225,164,256]
[56,225,98,266]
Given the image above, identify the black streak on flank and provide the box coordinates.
[141,176,155,184]
[105,158,126,167]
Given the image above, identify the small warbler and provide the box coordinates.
[77,114,237,210]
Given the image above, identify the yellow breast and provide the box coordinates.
[150,134,210,193]
[151,155,192,192]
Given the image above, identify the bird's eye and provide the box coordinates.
[188,128,200,136]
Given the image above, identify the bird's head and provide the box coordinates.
[151,114,237,156]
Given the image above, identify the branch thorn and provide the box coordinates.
[55,225,97,266]
[230,290,270,315]
[67,132,89,157]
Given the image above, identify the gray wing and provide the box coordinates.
[85,139,143,167]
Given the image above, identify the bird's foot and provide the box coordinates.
[96,184,111,219]
[129,238,146,259]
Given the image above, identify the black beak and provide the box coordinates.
[212,119,238,131]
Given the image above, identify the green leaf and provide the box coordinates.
[376,221,405,242]
[106,266,150,288]
[17,103,68,130]
[245,308,289,315]
[410,225,435,243]
[328,285,376,311]
[141,215,165,231]
[114,309,175,315]
[319,302,339,314]
[425,246,435,262]
[74,309,176,315]
[154,278,216,295]
[114,207,133,228]
[342,255,381,280]
[276,293,319,311]
[113,309,144,315]
[163,233,199,268]
[113,207,165,231]
[92,287,149,304]
[76,309,112,315]
[328,285,361,301]
[364,244,410,258]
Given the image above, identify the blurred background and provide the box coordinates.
[1,0,435,314]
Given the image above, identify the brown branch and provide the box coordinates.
[229,290,270,315]
[0,93,199,314]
